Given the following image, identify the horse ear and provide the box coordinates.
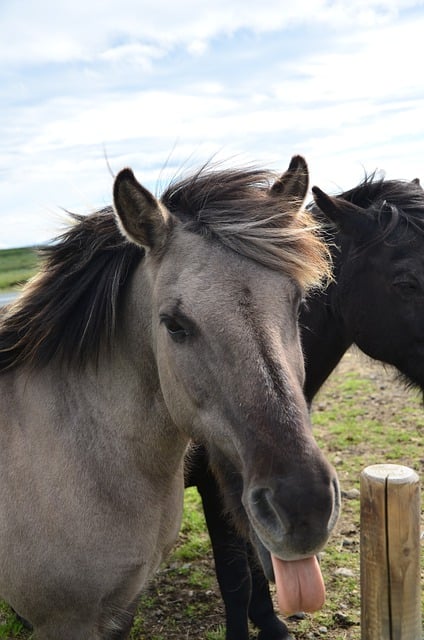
[312,185,375,239]
[113,168,172,250]
[412,177,422,188]
[270,155,309,205]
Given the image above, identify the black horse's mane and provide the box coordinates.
[337,173,424,239]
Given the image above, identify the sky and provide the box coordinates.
[1,0,423,248]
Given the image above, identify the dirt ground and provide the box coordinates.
[131,349,424,640]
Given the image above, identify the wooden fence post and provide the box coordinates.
[360,463,422,640]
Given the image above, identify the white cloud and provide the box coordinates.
[99,42,166,69]
[186,40,208,56]
[1,0,424,247]
[1,0,421,65]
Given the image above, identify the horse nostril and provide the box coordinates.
[247,486,288,539]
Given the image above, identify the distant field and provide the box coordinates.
[0,247,40,291]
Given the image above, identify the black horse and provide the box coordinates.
[186,174,424,640]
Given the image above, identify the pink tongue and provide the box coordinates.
[271,554,326,616]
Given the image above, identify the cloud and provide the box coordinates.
[1,0,419,66]
[99,42,166,69]
[1,0,423,247]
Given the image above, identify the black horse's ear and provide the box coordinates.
[312,186,375,239]
[412,177,422,188]
[113,168,172,251]
[270,155,309,206]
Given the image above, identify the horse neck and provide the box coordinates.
[301,239,353,404]
[20,351,188,480]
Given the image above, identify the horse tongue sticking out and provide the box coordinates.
[271,555,326,616]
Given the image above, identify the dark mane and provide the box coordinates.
[338,173,424,241]
[0,209,143,371]
[0,165,329,372]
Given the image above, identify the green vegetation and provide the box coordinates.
[0,602,25,639]
[0,247,40,291]
[205,626,226,640]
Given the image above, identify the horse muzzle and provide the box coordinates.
[242,473,341,561]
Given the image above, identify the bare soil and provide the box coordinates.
[130,349,424,640]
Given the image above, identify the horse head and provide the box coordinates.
[312,179,424,392]
[114,157,340,614]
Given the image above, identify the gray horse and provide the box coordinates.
[0,156,340,639]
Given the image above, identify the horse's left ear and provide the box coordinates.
[270,155,309,205]
[312,186,375,239]
[113,168,172,251]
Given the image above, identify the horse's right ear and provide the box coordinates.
[270,155,309,206]
[312,186,375,239]
[113,168,172,251]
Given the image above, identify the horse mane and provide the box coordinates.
[162,166,330,288]
[337,172,424,241]
[0,165,330,372]
[0,210,143,371]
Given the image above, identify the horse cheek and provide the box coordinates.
[156,346,207,432]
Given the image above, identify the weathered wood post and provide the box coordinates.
[360,463,422,640]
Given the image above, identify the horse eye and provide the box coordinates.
[160,316,190,342]
[393,279,421,295]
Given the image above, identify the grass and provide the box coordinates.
[205,627,226,640]
[173,488,211,562]
[0,603,25,639]
[0,247,39,291]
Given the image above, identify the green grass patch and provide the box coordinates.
[0,247,40,290]
[173,487,210,562]
[205,626,226,640]
[0,602,26,639]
